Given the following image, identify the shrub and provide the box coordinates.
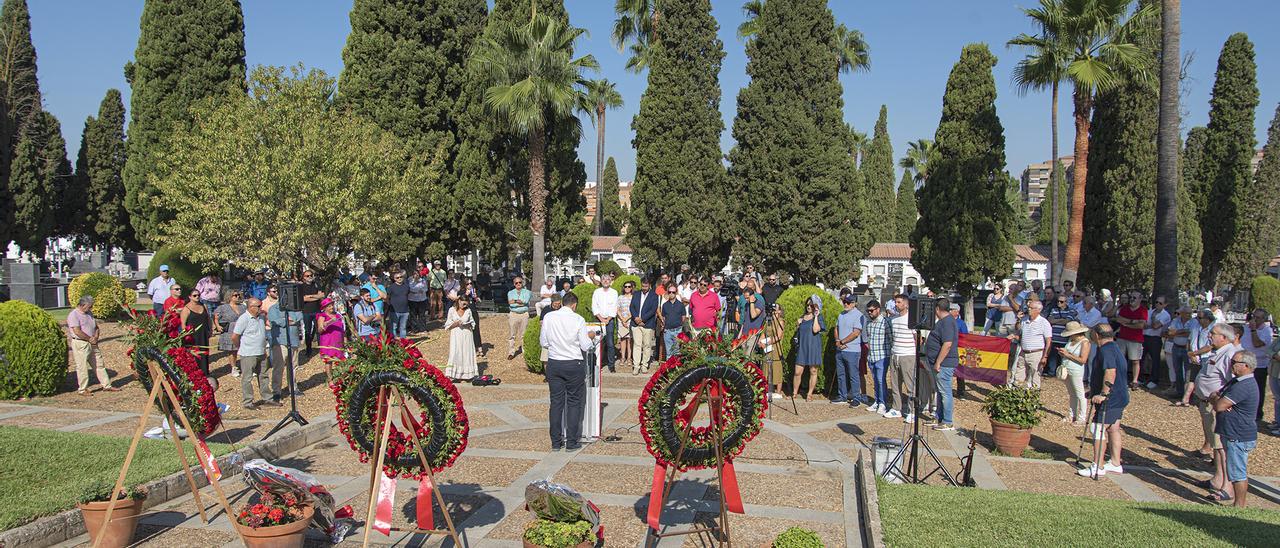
[1251,276,1280,317]
[145,246,204,290]
[570,283,597,323]
[524,316,544,374]
[77,479,148,504]
[522,519,593,548]
[773,526,824,548]
[981,385,1042,428]
[0,301,69,398]
[593,259,623,277]
[775,285,840,395]
[67,272,130,319]
[613,274,641,294]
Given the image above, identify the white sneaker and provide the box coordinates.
[883,409,902,419]
[867,403,883,414]
[903,413,915,424]
[1103,462,1124,474]
[1146,382,1157,389]
[1077,465,1106,477]
[231,368,240,378]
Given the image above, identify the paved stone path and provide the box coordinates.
[8,372,1279,547]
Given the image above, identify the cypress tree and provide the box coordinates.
[340,0,486,256]
[1176,159,1202,289]
[863,104,897,242]
[1216,104,1280,292]
[630,0,731,273]
[1035,162,1068,246]
[63,119,91,238]
[893,170,916,242]
[9,111,66,254]
[0,0,41,248]
[1077,75,1158,292]
[84,89,133,249]
[1198,33,1259,289]
[123,0,246,248]
[1006,172,1034,245]
[911,44,1015,293]
[1181,126,1209,220]
[599,156,625,236]
[728,0,865,283]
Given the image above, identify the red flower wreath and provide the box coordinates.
[329,336,468,479]
[126,309,221,437]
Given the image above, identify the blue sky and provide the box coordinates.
[30,1,1280,185]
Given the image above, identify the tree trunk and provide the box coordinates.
[529,126,548,285]
[1062,88,1092,284]
[1050,81,1061,286]
[1154,0,1181,303]
[595,103,605,236]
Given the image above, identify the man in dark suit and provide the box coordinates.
[630,277,660,375]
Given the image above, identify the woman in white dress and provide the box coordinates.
[445,295,478,381]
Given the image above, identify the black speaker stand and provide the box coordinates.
[263,321,308,440]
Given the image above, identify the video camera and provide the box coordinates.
[718,275,741,300]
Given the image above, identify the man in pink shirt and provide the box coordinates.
[688,277,721,331]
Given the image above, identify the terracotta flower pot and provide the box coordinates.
[990,419,1032,456]
[235,505,314,548]
[521,540,593,548]
[78,496,146,548]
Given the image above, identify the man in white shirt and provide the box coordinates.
[1243,309,1273,421]
[537,276,556,315]
[1167,306,1195,400]
[998,281,1024,335]
[147,264,175,314]
[885,294,918,421]
[540,292,598,451]
[591,273,619,372]
[677,277,696,304]
[1142,296,1172,389]
[1009,299,1052,389]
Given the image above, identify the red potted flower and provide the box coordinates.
[234,491,314,548]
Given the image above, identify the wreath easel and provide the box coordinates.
[93,347,234,548]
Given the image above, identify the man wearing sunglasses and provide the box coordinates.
[688,277,721,333]
[1046,294,1079,378]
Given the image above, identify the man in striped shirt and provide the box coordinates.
[1009,300,1052,389]
[885,294,919,422]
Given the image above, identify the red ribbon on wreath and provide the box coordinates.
[646,380,744,530]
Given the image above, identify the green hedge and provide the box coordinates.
[524,316,544,374]
[66,272,130,319]
[1252,276,1280,317]
[593,259,623,277]
[570,283,597,322]
[0,301,69,398]
[145,246,204,291]
[775,285,840,396]
[613,274,641,293]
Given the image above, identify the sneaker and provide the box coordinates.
[1146,381,1157,390]
[848,400,863,409]
[932,423,955,431]
[883,409,902,419]
[903,413,915,424]
[1103,462,1124,474]
[231,368,240,378]
[921,411,935,421]
[1077,465,1106,478]
[867,403,884,414]
[830,399,847,405]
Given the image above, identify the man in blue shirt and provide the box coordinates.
[353,289,382,339]
[1210,351,1260,506]
[243,270,270,301]
[737,282,768,336]
[925,298,959,429]
[507,276,533,360]
[1079,324,1130,478]
[659,284,686,356]
[834,294,866,406]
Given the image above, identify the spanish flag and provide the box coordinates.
[955,333,1012,385]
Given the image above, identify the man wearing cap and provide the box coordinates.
[147,265,176,314]
[507,276,533,360]
[242,270,269,301]
[833,294,866,407]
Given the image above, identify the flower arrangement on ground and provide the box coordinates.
[329,334,468,478]
[236,491,309,529]
[125,309,221,437]
[638,330,769,470]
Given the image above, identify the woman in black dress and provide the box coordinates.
[463,280,484,357]
[180,289,213,375]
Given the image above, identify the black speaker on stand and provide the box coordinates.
[908,297,937,331]
[263,282,309,440]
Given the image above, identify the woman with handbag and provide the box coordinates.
[793,296,826,401]
[1056,321,1092,424]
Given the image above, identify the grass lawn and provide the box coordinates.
[0,426,232,530]
[879,481,1280,547]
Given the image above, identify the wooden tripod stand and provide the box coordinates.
[646,381,734,547]
[360,384,461,547]
[93,362,234,548]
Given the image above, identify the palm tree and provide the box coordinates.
[1052,0,1156,283]
[898,138,935,187]
[1153,0,1180,302]
[584,79,624,236]
[612,0,659,73]
[1009,0,1069,284]
[475,13,598,284]
[850,128,869,167]
[834,23,871,74]
[737,1,870,75]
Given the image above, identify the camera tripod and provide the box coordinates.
[882,343,956,486]
[745,306,798,418]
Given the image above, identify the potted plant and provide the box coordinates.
[522,518,594,548]
[77,481,148,548]
[233,491,314,548]
[771,526,823,547]
[982,385,1042,456]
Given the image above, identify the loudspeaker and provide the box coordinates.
[908,297,937,331]
[279,282,304,312]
